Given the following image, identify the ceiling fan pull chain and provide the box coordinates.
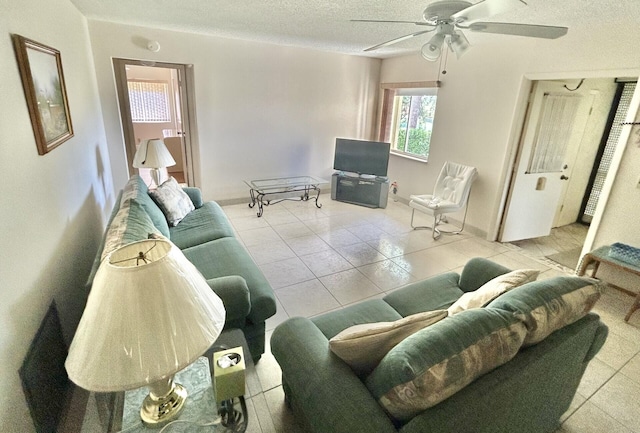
[440,44,449,78]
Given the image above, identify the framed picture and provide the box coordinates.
[13,34,73,155]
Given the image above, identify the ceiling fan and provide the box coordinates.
[353,0,568,61]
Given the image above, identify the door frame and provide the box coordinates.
[112,58,200,187]
[492,69,640,257]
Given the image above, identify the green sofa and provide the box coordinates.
[87,175,276,360]
[271,258,608,433]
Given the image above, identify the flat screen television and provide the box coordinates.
[333,138,390,177]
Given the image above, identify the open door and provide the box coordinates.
[499,81,595,242]
[113,59,197,187]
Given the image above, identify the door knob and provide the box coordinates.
[560,175,569,180]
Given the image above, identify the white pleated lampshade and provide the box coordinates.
[65,239,225,392]
[132,138,176,169]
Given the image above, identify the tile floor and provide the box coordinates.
[221,196,640,433]
[511,223,589,262]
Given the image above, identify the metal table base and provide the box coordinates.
[245,176,325,217]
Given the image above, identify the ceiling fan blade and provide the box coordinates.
[364,29,435,52]
[452,0,524,24]
[351,19,434,27]
[469,22,568,39]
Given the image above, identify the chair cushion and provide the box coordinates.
[149,177,195,227]
[329,310,448,375]
[409,195,457,215]
[447,269,539,315]
[487,276,602,346]
[365,308,527,422]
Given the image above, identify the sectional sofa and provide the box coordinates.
[271,257,608,433]
[87,175,276,360]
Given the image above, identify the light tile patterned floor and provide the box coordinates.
[221,197,640,433]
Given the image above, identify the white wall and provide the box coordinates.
[0,0,112,430]
[380,29,640,238]
[381,40,535,237]
[87,21,382,201]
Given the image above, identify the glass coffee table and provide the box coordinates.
[245,176,326,217]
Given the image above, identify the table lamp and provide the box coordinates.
[133,138,176,187]
[65,238,226,427]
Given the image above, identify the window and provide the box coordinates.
[527,93,582,174]
[379,82,439,161]
[127,80,171,123]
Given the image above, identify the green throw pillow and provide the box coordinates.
[447,269,539,315]
[101,199,161,260]
[121,175,170,237]
[365,308,527,422]
[487,276,602,346]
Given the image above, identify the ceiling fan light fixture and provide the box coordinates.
[421,33,446,61]
[448,30,470,59]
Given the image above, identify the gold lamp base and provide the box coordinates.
[140,376,188,428]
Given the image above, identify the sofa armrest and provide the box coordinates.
[271,317,397,433]
[207,276,251,324]
[182,187,204,208]
[458,257,512,292]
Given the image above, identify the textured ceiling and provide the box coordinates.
[69,0,638,58]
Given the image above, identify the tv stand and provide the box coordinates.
[331,172,389,209]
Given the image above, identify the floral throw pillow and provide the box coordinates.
[149,177,195,226]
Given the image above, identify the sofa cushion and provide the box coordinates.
[383,272,463,317]
[329,310,448,375]
[101,199,161,260]
[365,308,527,422]
[149,177,195,227]
[169,201,236,249]
[447,269,539,315]
[487,276,602,346]
[312,300,404,340]
[121,175,170,237]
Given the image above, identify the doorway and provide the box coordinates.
[113,59,198,187]
[499,77,634,268]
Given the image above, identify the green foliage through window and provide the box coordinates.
[392,94,437,160]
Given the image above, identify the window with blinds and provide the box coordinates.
[127,80,171,123]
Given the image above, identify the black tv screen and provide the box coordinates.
[333,138,390,177]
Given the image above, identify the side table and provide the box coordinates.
[78,329,259,432]
[578,245,640,322]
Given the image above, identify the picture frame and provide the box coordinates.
[13,34,73,155]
